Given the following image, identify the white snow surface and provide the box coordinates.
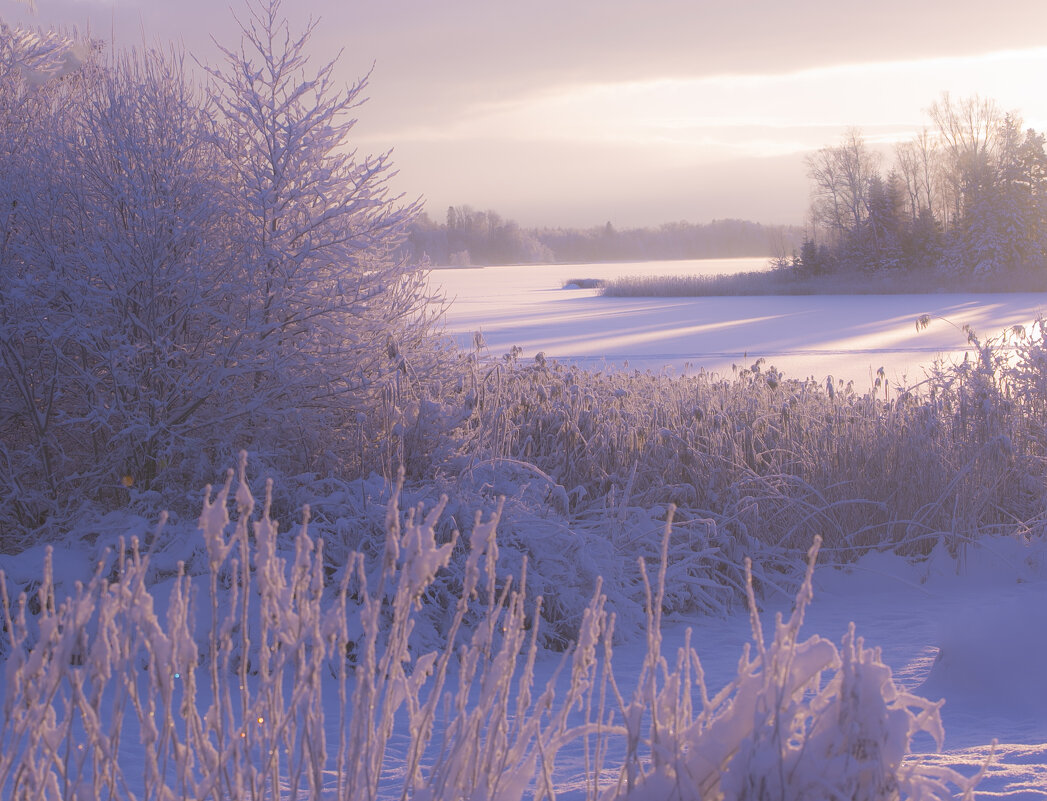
[4,260,1047,797]
[432,258,1047,388]
[530,536,1047,800]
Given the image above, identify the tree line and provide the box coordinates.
[406,207,803,266]
[799,94,1047,278]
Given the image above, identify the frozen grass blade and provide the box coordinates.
[0,464,984,801]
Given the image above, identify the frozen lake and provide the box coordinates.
[431,257,1047,388]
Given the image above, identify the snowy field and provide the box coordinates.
[431,259,1047,798]
[4,258,1047,798]
[432,257,1047,389]
[10,7,1047,797]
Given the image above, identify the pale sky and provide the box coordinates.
[7,0,1047,227]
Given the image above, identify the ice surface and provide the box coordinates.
[433,259,1047,388]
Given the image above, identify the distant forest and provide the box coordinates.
[798,93,1047,279]
[405,207,803,266]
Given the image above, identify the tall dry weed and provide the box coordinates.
[0,465,980,800]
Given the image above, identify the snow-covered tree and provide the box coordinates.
[894,129,942,226]
[865,171,906,269]
[806,94,1047,277]
[805,128,880,251]
[206,0,444,474]
[928,93,1002,225]
[0,3,447,540]
[957,114,1047,273]
[0,26,104,535]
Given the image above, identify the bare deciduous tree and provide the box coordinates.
[928,93,1002,221]
[805,127,879,248]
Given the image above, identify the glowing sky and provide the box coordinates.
[7,0,1047,226]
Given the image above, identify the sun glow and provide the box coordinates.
[399,47,1047,162]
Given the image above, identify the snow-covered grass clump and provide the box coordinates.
[0,458,982,800]
[454,317,1047,565]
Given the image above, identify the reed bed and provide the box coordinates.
[446,320,1047,563]
[601,269,1047,296]
[5,315,1046,666]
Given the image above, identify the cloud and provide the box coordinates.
[326,0,1047,123]
[365,47,1047,156]
[11,0,1047,226]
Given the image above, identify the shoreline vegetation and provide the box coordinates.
[449,92,1047,305]
[589,265,1047,297]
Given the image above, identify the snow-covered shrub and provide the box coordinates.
[267,462,644,650]
[604,535,981,801]
[0,465,980,800]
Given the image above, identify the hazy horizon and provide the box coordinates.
[8,0,1047,228]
